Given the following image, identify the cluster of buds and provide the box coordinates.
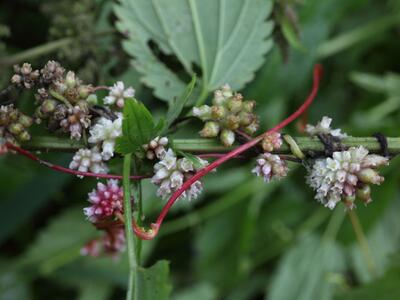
[261,132,283,152]
[69,146,108,175]
[81,227,125,259]
[60,104,91,139]
[142,136,168,160]
[11,63,40,89]
[83,180,124,223]
[40,60,65,85]
[305,116,347,139]
[0,104,33,145]
[151,149,208,201]
[252,153,288,182]
[307,146,388,209]
[193,84,259,146]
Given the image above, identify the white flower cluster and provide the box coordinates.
[143,136,168,160]
[151,149,208,201]
[306,116,347,139]
[307,146,388,209]
[252,153,288,182]
[69,146,109,175]
[104,81,135,108]
[88,115,122,160]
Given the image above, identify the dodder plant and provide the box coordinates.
[1,62,397,298]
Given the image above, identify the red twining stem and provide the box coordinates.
[134,64,323,240]
[5,142,149,180]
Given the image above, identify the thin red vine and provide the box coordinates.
[132,64,323,240]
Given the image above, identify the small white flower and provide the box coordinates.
[69,146,109,176]
[305,116,347,139]
[88,115,122,160]
[151,149,208,201]
[104,81,135,108]
[307,146,388,209]
[252,153,288,182]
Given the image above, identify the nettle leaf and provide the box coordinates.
[137,260,172,300]
[114,0,274,102]
[116,99,156,155]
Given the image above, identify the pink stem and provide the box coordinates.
[5,142,149,180]
[134,64,323,240]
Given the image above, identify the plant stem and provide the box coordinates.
[22,136,400,155]
[348,210,377,277]
[132,158,143,263]
[0,30,115,66]
[122,154,138,300]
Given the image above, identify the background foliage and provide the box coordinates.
[1,0,400,299]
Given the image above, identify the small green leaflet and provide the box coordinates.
[115,99,161,155]
[164,75,197,132]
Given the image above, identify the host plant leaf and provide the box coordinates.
[114,0,274,103]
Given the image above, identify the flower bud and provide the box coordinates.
[343,194,356,210]
[220,129,235,146]
[243,121,259,135]
[238,111,254,126]
[356,185,372,205]
[357,168,384,185]
[18,131,31,141]
[11,74,22,85]
[87,94,98,105]
[66,71,77,88]
[226,98,242,114]
[200,121,220,138]
[18,115,33,128]
[79,86,90,99]
[211,106,226,120]
[41,99,57,114]
[192,105,211,120]
[243,100,256,112]
[8,123,23,135]
[224,114,240,130]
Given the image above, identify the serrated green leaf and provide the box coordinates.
[137,260,172,300]
[164,75,196,131]
[114,0,274,102]
[116,99,156,155]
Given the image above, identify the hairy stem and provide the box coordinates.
[122,154,138,300]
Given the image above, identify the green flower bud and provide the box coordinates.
[18,131,31,141]
[200,121,220,138]
[220,129,235,146]
[211,106,226,120]
[243,121,259,135]
[18,115,33,128]
[9,110,19,122]
[41,99,57,114]
[224,114,240,130]
[193,105,211,121]
[238,111,254,126]
[66,71,77,88]
[343,194,356,210]
[356,185,372,204]
[358,168,384,185]
[79,86,91,99]
[226,98,242,114]
[87,94,98,105]
[243,100,256,112]
[8,123,23,135]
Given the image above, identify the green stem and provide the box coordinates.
[23,136,400,155]
[49,89,73,109]
[122,154,137,300]
[0,30,115,66]
[348,210,377,277]
[132,158,143,263]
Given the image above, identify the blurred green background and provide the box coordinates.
[1,0,400,299]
